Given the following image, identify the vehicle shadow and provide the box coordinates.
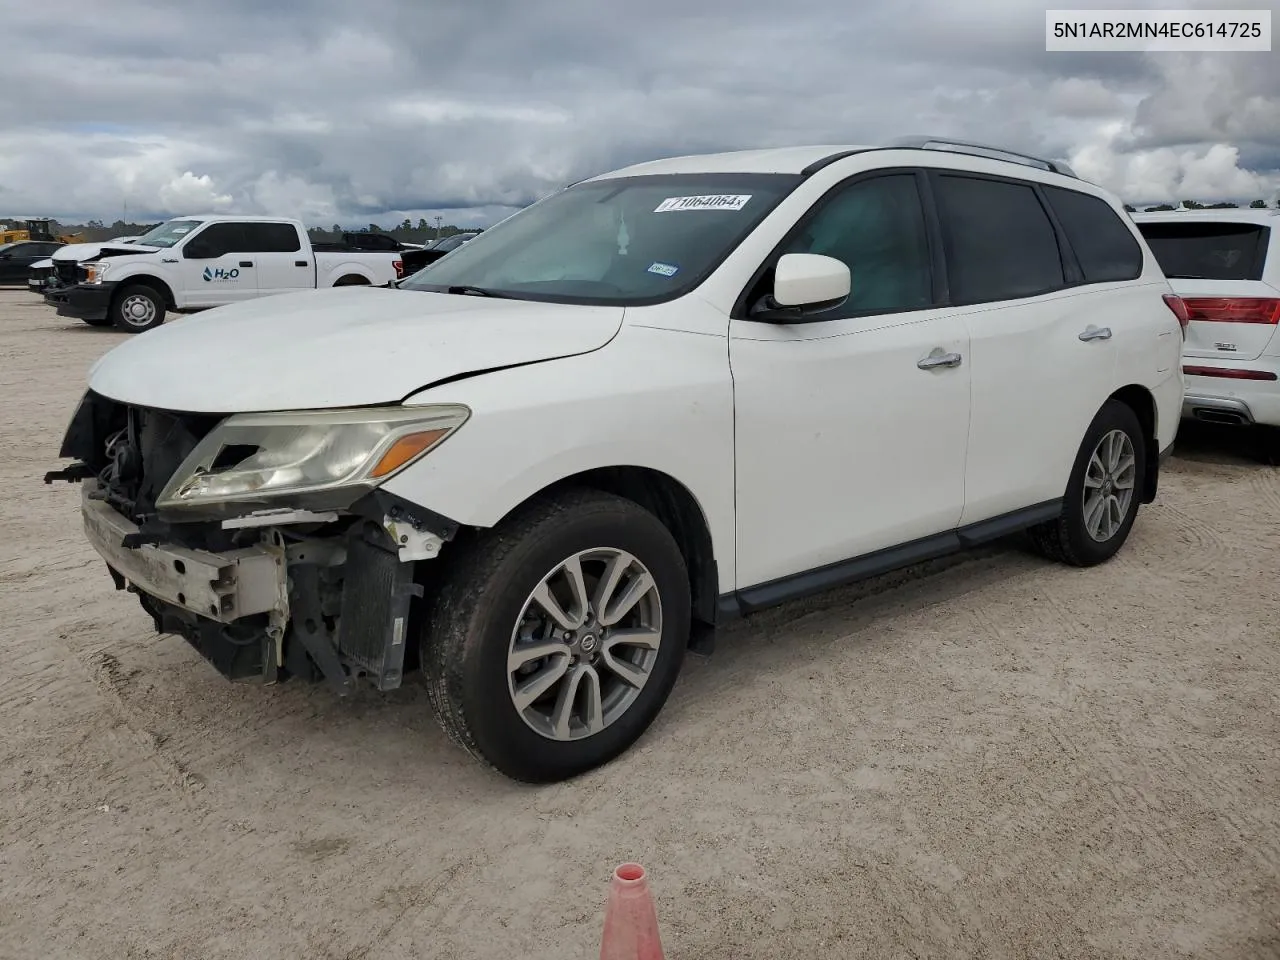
[1172,419,1278,467]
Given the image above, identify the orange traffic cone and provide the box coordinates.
[600,863,665,960]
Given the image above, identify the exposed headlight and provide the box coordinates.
[83,263,108,284]
[155,404,469,513]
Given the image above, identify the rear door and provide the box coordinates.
[1136,219,1279,361]
[244,222,314,296]
[930,170,1120,525]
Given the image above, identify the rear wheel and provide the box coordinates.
[1028,400,1146,566]
[111,285,166,333]
[421,489,691,782]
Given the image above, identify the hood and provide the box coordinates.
[31,258,53,269]
[53,242,159,262]
[88,287,625,413]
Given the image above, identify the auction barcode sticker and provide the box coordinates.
[654,195,752,213]
[1046,9,1270,51]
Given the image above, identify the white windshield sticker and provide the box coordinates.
[647,261,679,277]
[171,226,192,234]
[654,194,752,213]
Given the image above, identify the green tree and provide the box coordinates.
[417,218,428,231]
[1123,203,1136,212]
[1250,199,1268,209]
[1180,199,1204,209]
[1144,204,1176,212]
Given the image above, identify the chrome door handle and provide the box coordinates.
[1079,325,1112,342]
[917,351,963,370]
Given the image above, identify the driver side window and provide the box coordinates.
[782,173,933,318]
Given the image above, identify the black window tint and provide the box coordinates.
[781,173,932,316]
[242,223,301,253]
[935,175,1065,303]
[188,223,246,258]
[1135,222,1267,281]
[1043,186,1142,282]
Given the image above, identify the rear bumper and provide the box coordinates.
[1181,359,1280,428]
[45,282,116,321]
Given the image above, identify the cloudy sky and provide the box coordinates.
[2,0,1276,228]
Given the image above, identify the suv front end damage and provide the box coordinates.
[46,391,466,694]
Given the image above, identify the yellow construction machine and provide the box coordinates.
[0,217,82,245]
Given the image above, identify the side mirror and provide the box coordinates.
[749,253,850,323]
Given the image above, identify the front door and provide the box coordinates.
[179,222,259,308]
[730,171,972,590]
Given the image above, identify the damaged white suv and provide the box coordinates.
[48,138,1184,782]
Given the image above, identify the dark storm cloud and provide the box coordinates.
[2,0,1276,224]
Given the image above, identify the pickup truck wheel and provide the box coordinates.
[111,285,166,333]
[80,316,113,327]
[421,489,690,782]
[1028,399,1146,567]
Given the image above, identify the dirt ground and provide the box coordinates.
[1,287,1278,960]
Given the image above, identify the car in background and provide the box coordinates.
[398,232,479,277]
[0,239,65,284]
[1133,209,1280,457]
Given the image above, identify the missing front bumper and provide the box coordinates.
[81,480,286,624]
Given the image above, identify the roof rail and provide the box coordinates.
[888,136,1077,178]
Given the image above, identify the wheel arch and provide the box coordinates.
[334,273,371,286]
[498,466,719,632]
[113,274,176,309]
[1108,383,1159,503]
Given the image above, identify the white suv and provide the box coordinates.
[49,137,1185,782]
[1133,209,1280,454]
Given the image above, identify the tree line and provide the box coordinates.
[1123,199,1276,212]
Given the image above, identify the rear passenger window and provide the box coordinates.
[242,223,302,253]
[934,175,1065,304]
[1043,186,1142,282]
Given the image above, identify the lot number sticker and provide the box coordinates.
[647,262,680,277]
[654,194,752,213]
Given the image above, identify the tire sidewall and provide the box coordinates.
[1062,401,1147,563]
[458,504,690,781]
[112,285,165,333]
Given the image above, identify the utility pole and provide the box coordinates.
[434,215,442,239]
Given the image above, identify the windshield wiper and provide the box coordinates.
[445,285,505,298]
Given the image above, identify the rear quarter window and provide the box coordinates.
[1135,221,1268,281]
[1043,186,1143,283]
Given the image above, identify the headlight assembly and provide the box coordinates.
[155,404,469,513]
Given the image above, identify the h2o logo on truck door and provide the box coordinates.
[202,267,241,282]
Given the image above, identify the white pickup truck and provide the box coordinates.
[44,215,405,332]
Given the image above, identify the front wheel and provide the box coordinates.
[1028,399,1147,566]
[111,285,166,332]
[421,490,691,782]
[80,315,113,327]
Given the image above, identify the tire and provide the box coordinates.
[1028,399,1147,567]
[80,316,113,327]
[111,285,166,333]
[421,489,691,782]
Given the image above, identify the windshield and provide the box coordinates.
[400,173,801,304]
[133,219,202,249]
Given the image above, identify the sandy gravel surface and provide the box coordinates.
[1,288,1277,960]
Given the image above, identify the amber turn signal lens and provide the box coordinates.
[370,429,450,478]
